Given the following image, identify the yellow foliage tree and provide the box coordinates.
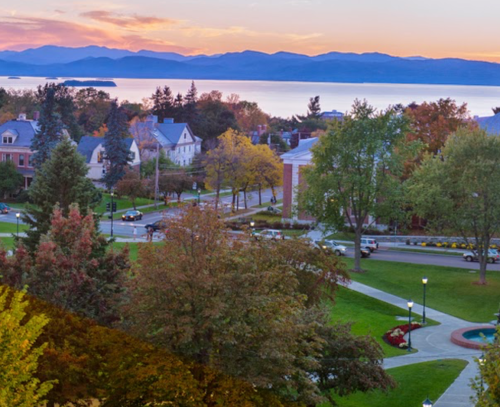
[0,288,54,406]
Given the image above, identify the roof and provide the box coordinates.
[478,113,500,135]
[281,137,318,159]
[130,121,200,148]
[77,136,135,163]
[0,119,39,147]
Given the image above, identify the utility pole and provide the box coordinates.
[154,142,160,209]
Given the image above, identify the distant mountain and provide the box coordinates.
[1,46,500,86]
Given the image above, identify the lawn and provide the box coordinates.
[0,237,15,251]
[112,241,164,261]
[252,199,283,209]
[95,193,156,214]
[344,257,500,322]
[389,247,462,256]
[324,231,356,241]
[330,286,437,358]
[329,359,468,407]
[0,221,29,234]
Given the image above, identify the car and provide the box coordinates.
[145,220,168,232]
[360,247,371,258]
[316,240,347,256]
[122,210,143,221]
[253,229,284,241]
[0,203,11,214]
[266,206,282,214]
[463,249,499,263]
[361,238,378,252]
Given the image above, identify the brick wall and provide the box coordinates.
[298,165,315,221]
[282,163,293,218]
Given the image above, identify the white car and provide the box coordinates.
[253,229,284,241]
[317,240,347,256]
[463,249,499,263]
[361,237,378,252]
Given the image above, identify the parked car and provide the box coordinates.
[0,203,11,214]
[361,237,378,252]
[145,220,168,232]
[316,240,347,256]
[463,249,499,263]
[253,229,284,241]
[122,210,143,221]
[360,247,371,258]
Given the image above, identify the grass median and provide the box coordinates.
[344,257,500,322]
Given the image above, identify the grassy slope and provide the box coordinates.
[0,221,29,234]
[95,193,156,214]
[344,257,500,322]
[329,359,468,407]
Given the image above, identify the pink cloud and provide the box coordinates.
[0,17,196,54]
[80,10,178,29]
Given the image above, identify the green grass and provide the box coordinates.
[0,221,29,234]
[324,231,356,241]
[252,199,283,209]
[329,359,468,407]
[3,202,26,210]
[95,193,156,214]
[389,247,463,256]
[331,287,437,358]
[344,257,500,322]
[251,212,282,222]
[0,237,15,251]
[111,241,163,262]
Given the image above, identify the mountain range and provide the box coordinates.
[1,45,500,86]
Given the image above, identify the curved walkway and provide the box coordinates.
[348,281,485,406]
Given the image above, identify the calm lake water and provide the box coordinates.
[2,76,500,118]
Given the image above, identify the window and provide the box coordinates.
[188,145,191,152]
[129,151,136,161]
[183,159,186,166]
[183,146,186,153]
[28,155,34,167]
[2,154,12,162]
[97,151,104,163]
[184,133,186,139]
[2,136,13,144]
[19,154,24,166]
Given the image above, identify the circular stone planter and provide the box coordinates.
[451,326,496,349]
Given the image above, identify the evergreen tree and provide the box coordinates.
[151,86,176,123]
[102,100,132,189]
[307,95,321,118]
[30,87,65,169]
[21,138,100,253]
[182,81,200,125]
[0,161,23,198]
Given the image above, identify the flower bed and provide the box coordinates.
[384,322,422,348]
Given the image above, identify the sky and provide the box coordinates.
[2,0,500,62]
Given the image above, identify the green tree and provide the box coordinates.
[307,95,321,118]
[300,100,412,272]
[102,100,132,189]
[30,87,65,169]
[409,127,500,285]
[0,287,55,406]
[21,138,100,252]
[115,169,147,209]
[0,160,23,198]
[140,149,177,178]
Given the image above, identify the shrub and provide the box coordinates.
[384,322,422,348]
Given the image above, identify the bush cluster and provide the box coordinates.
[384,322,422,348]
[225,218,311,231]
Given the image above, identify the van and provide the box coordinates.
[360,238,378,252]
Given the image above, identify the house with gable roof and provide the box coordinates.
[77,136,141,180]
[476,112,500,135]
[130,115,202,166]
[0,113,39,189]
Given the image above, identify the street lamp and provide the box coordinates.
[422,277,428,324]
[422,397,433,407]
[250,221,255,235]
[407,299,414,352]
[110,191,114,238]
[197,188,201,204]
[16,213,20,237]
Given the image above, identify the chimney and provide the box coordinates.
[164,118,174,124]
[33,111,40,121]
[18,113,27,121]
[147,114,158,123]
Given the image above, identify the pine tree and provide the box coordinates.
[31,87,65,169]
[102,100,132,189]
[183,81,199,124]
[307,95,321,118]
[151,86,176,123]
[21,138,101,253]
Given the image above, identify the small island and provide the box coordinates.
[8,76,21,79]
[62,80,117,87]
[46,77,58,79]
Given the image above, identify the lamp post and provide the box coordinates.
[198,188,201,205]
[16,212,20,237]
[110,191,114,238]
[479,353,486,393]
[422,397,433,407]
[422,277,428,324]
[407,299,414,352]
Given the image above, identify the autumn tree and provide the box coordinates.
[0,160,23,198]
[409,127,500,285]
[102,100,132,189]
[227,97,269,133]
[21,138,101,253]
[115,169,147,209]
[74,87,112,134]
[203,144,227,209]
[300,100,413,272]
[158,168,192,202]
[0,288,55,406]
[253,144,283,205]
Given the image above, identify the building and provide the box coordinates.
[77,136,141,180]
[130,116,202,166]
[476,112,500,135]
[321,110,344,121]
[0,113,38,189]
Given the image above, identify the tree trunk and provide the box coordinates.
[258,184,262,205]
[478,239,489,285]
[215,187,220,210]
[353,225,363,272]
[236,193,240,211]
[232,193,236,212]
[243,189,247,209]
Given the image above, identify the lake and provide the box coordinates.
[2,76,500,118]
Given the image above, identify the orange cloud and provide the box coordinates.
[80,10,178,29]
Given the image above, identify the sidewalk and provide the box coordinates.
[347,280,482,406]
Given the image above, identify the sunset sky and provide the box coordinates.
[2,0,500,62]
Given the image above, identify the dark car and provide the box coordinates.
[122,210,143,221]
[145,220,167,232]
[360,247,371,258]
[0,203,11,214]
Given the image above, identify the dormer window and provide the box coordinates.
[2,136,13,144]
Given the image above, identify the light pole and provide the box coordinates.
[198,188,201,205]
[422,397,433,407]
[110,191,114,238]
[250,221,255,236]
[407,299,414,352]
[479,353,485,393]
[422,277,428,324]
[16,213,20,237]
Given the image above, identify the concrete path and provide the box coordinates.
[347,280,483,406]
